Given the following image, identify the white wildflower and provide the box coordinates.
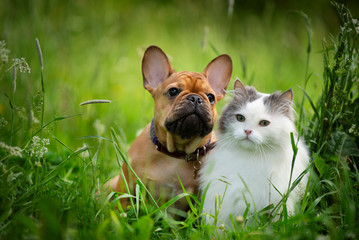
[26,136,50,158]
[349,124,359,136]
[9,146,23,157]
[42,138,50,146]
[0,141,23,157]
[0,40,10,64]
[351,19,359,34]
[13,57,31,74]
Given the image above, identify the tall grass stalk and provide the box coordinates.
[297,11,313,136]
[7,63,17,146]
[35,38,45,137]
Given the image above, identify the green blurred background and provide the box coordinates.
[1,0,358,163]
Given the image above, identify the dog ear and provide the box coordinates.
[203,54,232,100]
[142,46,174,93]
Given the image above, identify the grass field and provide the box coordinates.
[1,0,358,239]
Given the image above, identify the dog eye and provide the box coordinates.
[168,88,180,97]
[207,94,215,104]
[236,114,245,122]
[259,120,270,126]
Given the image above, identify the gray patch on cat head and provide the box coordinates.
[245,86,261,102]
[219,86,261,133]
[233,86,261,106]
[232,79,261,107]
[263,90,294,121]
[218,101,238,133]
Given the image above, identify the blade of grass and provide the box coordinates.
[110,128,160,211]
[288,132,299,192]
[95,191,116,219]
[135,183,140,217]
[299,86,320,121]
[149,193,192,216]
[110,128,136,217]
[177,175,198,215]
[77,135,113,142]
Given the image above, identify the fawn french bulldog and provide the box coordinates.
[107,46,232,210]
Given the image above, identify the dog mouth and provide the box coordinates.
[165,113,213,139]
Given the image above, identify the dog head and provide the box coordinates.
[142,46,232,153]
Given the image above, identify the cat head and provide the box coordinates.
[218,79,295,151]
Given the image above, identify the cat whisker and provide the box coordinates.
[217,133,239,149]
[257,145,269,159]
[262,142,277,152]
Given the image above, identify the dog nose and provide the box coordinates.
[187,95,203,104]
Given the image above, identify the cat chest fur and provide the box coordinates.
[201,145,296,215]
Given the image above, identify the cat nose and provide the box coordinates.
[244,129,252,136]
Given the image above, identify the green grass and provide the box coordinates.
[1,1,358,239]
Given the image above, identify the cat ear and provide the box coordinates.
[233,78,248,98]
[280,89,293,102]
[203,54,232,101]
[142,46,175,94]
[275,89,294,120]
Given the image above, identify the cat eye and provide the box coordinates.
[236,114,245,122]
[207,94,215,104]
[168,88,180,97]
[259,120,270,126]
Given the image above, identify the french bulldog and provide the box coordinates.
[107,45,232,211]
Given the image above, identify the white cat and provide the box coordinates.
[199,79,309,227]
